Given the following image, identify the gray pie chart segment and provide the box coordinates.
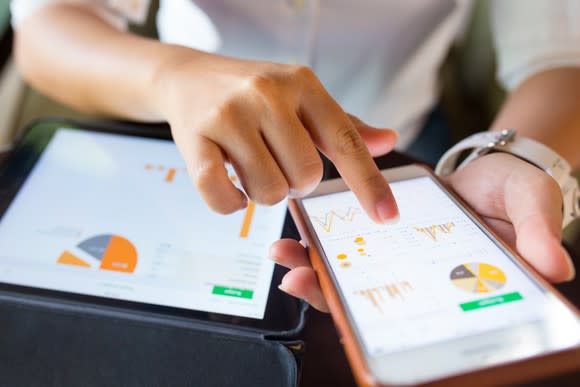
[77,234,113,260]
[450,264,476,280]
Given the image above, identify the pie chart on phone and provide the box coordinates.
[450,262,506,293]
[57,234,138,273]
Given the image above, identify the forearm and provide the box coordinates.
[14,3,194,121]
[490,68,580,171]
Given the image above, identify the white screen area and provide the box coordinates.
[0,129,288,319]
[302,177,551,356]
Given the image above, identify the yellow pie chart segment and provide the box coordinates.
[450,262,506,293]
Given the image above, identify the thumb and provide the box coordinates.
[504,165,575,282]
[448,153,574,282]
[348,114,398,157]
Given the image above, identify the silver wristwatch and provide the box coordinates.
[435,129,580,229]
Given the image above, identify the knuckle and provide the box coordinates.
[251,179,289,205]
[210,202,239,215]
[359,172,386,192]
[242,73,285,109]
[206,101,258,137]
[290,65,316,82]
[192,163,241,214]
[246,73,277,95]
[333,124,366,158]
[192,161,223,193]
[201,99,243,133]
[215,98,242,123]
[290,158,324,195]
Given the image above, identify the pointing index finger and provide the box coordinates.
[300,94,398,222]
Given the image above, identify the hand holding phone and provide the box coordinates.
[289,165,580,386]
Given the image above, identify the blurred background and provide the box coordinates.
[1,0,578,247]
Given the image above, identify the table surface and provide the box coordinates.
[298,152,580,387]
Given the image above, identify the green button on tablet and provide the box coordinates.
[212,285,254,299]
[460,291,523,312]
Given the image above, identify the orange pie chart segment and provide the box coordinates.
[57,250,91,268]
[98,235,137,272]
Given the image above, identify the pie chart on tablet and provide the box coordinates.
[57,234,138,273]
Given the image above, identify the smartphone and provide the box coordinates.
[289,164,580,386]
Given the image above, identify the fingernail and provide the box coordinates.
[382,213,400,224]
[289,181,318,198]
[375,199,399,224]
[278,276,290,292]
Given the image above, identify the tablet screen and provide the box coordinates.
[0,128,287,320]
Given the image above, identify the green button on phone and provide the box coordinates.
[460,291,523,312]
[212,285,254,299]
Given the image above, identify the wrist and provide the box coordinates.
[147,44,201,122]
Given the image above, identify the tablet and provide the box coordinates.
[0,121,304,333]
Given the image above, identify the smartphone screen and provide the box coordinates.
[301,175,575,358]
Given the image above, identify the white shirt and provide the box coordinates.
[11,0,580,149]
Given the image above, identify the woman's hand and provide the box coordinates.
[270,153,575,312]
[154,54,398,220]
[16,3,398,220]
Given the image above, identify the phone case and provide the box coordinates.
[0,118,308,387]
[288,167,580,387]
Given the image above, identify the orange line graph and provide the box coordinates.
[310,207,361,233]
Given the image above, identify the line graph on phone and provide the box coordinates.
[309,207,361,233]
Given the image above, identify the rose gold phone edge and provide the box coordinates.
[288,164,580,387]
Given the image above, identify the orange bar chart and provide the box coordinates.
[165,168,176,183]
[239,201,256,238]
